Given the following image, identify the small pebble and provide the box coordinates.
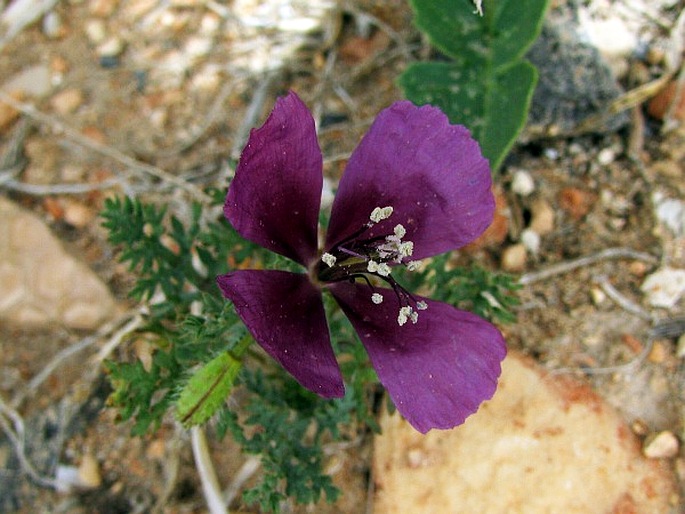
[511,169,535,196]
[42,11,64,39]
[559,187,593,220]
[676,334,685,359]
[643,431,679,459]
[50,88,84,114]
[97,36,125,58]
[543,148,559,160]
[63,200,94,229]
[647,340,668,364]
[520,228,540,255]
[631,418,650,437]
[501,244,527,272]
[590,286,606,305]
[84,19,107,44]
[641,267,685,308]
[597,147,616,166]
[529,199,555,235]
[78,454,102,488]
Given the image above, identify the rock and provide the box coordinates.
[559,187,594,220]
[510,169,535,196]
[641,267,685,309]
[529,198,555,235]
[373,352,677,513]
[524,3,629,140]
[1,64,53,98]
[501,243,527,272]
[653,193,685,237]
[520,229,541,256]
[0,197,116,329]
[97,36,125,58]
[84,19,107,44]
[62,200,95,229]
[42,10,63,39]
[50,88,84,114]
[648,80,685,121]
[643,431,680,459]
[77,454,102,488]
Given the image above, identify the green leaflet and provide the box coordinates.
[176,334,252,426]
[399,0,549,171]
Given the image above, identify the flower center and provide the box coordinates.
[316,206,427,326]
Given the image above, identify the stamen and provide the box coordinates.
[321,252,337,267]
[393,224,406,238]
[367,260,379,273]
[376,262,391,277]
[397,306,411,326]
[370,206,393,223]
[406,260,421,271]
[398,241,414,257]
[371,292,384,304]
[416,300,428,311]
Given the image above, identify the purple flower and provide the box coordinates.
[217,91,506,433]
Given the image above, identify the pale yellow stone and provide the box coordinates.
[374,352,676,514]
[0,262,24,311]
[0,197,116,329]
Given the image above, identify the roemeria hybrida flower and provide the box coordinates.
[217,91,506,433]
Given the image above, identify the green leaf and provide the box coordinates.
[399,0,550,171]
[176,335,251,426]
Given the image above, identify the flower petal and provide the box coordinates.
[217,270,344,398]
[330,282,506,433]
[225,91,322,265]
[326,101,493,260]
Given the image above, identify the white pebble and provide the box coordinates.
[641,267,685,309]
[520,228,540,255]
[511,169,535,196]
[643,431,679,459]
[597,147,616,166]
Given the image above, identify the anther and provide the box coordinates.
[371,293,384,304]
[321,252,336,267]
[370,206,393,223]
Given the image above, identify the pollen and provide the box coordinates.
[371,292,384,304]
[406,260,421,271]
[321,252,337,267]
[370,206,394,223]
[416,300,428,310]
[398,241,414,257]
[393,224,406,238]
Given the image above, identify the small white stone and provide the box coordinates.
[42,11,62,38]
[641,267,685,309]
[597,147,616,166]
[321,252,336,267]
[84,19,107,44]
[511,169,535,196]
[372,293,384,304]
[643,431,679,459]
[544,147,559,160]
[97,37,125,58]
[520,229,541,255]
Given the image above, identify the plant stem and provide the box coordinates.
[191,426,228,514]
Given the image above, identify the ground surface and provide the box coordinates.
[0,0,684,512]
